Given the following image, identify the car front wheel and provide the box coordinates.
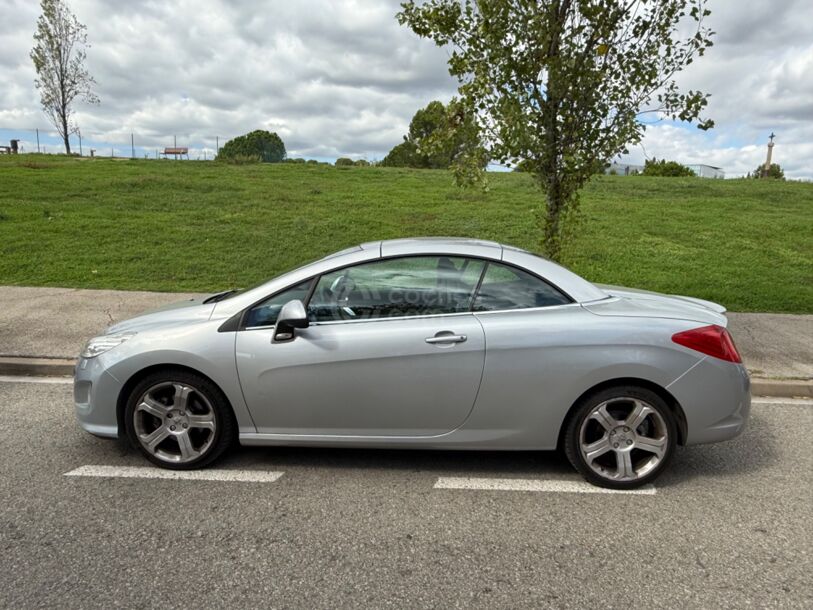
[563,386,677,489]
[125,370,235,469]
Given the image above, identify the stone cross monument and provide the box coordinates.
[762,132,776,177]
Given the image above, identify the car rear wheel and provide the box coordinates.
[563,385,677,489]
[125,370,235,469]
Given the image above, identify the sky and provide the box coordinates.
[0,0,811,178]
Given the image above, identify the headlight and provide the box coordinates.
[81,332,136,358]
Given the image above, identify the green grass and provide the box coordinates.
[0,154,811,312]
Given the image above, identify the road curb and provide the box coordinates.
[750,378,812,399]
[0,356,75,377]
[0,356,810,398]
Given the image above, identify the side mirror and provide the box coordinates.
[273,299,309,342]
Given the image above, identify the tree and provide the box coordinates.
[381,140,420,167]
[382,99,487,183]
[753,163,784,180]
[31,0,99,155]
[399,0,714,259]
[217,130,286,163]
[641,158,696,177]
[335,157,355,166]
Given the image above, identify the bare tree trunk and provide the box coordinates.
[539,0,570,261]
[543,177,563,260]
[61,112,71,155]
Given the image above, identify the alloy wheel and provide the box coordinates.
[133,381,217,464]
[578,397,669,482]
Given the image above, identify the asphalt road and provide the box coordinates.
[1,379,811,609]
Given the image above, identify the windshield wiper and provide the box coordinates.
[202,289,239,304]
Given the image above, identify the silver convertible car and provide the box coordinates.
[75,237,750,488]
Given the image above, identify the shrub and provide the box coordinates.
[751,163,785,179]
[354,159,370,167]
[217,130,286,163]
[335,157,354,167]
[641,158,695,177]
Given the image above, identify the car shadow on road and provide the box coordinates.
[227,445,576,479]
[223,410,780,485]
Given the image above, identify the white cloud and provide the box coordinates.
[0,0,811,176]
[630,0,813,178]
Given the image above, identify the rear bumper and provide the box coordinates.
[74,356,121,439]
[667,357,750,445]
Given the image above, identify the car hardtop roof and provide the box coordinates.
[353,237,505,257]
[378,236,503,249]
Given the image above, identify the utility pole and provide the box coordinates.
[762,132,776,178]
[36,128,40,153]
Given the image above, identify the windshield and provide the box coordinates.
[202,248,358,304]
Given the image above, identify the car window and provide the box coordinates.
[308,256,485,322]
[473,262,570,311]
[244,279,313,328]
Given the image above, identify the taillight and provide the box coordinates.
[671,325,742,363]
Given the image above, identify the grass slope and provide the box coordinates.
[0,155,810,312]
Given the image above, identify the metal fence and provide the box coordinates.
[0,126,226,160]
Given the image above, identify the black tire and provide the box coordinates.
[563,385,677,489]
[125,369,235,470]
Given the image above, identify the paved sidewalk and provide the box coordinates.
[0,286,811,380]
[0,286,204,360]
[728,313,812,380]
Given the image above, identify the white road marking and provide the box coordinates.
[0,375,73,385]
[434,476,656,495]
[64,465,284,483]
[752,398,813,406]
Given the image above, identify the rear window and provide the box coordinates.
[473,262,570,311]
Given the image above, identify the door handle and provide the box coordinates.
[425,333,467,345]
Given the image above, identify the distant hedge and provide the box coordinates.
[641,158,695,177]
[217,130,286,163]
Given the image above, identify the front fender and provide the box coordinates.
[101,321,256,435]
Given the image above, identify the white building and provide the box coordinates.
[686,164,725,179]
[605,161,726,178]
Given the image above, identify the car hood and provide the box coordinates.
[105,296,216,334]
[585,284,727,326]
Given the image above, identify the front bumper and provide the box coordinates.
[667,357,751,445]
[74,356,122,439]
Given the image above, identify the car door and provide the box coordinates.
[465,260,582,447]
[235,255,487,436]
